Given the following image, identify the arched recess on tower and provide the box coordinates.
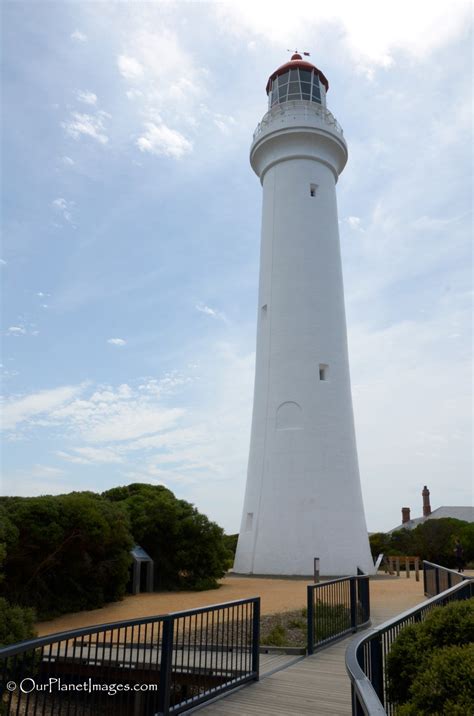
[276,401,303,430]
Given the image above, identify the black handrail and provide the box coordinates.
[307,574,370,654]
[422,559,468,597]
[345,562,473,715]
[0,596,260,716]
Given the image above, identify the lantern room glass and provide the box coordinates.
[268,68,323,108]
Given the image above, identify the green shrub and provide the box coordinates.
[397,644,474,716]
[0,598,36,647]
[314,601,351,641]
[288,618,305,629]
[387,599,474,707]
[264,624,287,646]
[370,518,474,568]
[0,483,232,620]
[1,493,133,619]
[103,483,231,591]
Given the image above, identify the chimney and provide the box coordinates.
[402,507,411,524]
[422,485,431,517]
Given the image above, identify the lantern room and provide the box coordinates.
[266,53,329,109]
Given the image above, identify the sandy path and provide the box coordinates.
[36,573,427,637]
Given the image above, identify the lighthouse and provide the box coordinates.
[234,54,374,576]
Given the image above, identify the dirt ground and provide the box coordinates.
[36,572,428,637]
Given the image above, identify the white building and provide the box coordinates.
[233,54,374,576]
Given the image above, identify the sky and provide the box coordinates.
[1,1,472,535]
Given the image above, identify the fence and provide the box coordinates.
[423,559,467,597]
[307,574,370,654]
[0,597,260,716]
[345,562,473,715]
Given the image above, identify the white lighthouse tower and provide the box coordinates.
[234,53,374,576]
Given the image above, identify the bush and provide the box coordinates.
[372,519,474,568]
[264,624,287,646]
[314,601,351,641]
[1,492,133,618]
[0,598,36,647]
[387,599,474,707]
[397,644,474,716]
[103,483,232,591]
[0,483,233,621]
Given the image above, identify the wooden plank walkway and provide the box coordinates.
[194,577,426,715]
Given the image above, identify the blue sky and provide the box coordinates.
[1,1,472,533]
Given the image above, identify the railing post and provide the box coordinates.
[435,567,440,596]
[252,598,260,680]
[351,682,366,716]
[369,635,385,706]
[307,585,314,655]
[447,571,452,589]
[423,561,427,595]
[350,578,357,632]
[361,577,370,624]
[157,616,174,716]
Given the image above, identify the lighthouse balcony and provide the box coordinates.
[253,100,343,142]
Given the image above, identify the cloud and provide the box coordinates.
[51,197,74,224]
[71,30,87,42]
[107,337,126,346]
[213,114,237,135]
[1,464,73,498]
[346,216,362,229]
[30,381,186,444]
[215,2,471,71]
[61,156,75,166]
[2,385,83,430]
[117,55,144,79]
[75,90,98,105]
[195,303,227,321]
[116,27,212,152]
[62,111,110,144]
[57,447,123,465]
[136,122,192,159]
[0,259,6,266]
[7,326,26,335]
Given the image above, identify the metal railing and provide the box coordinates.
[253,100,344,141]
[423,559,467,597]
[0,597,260,715]
[307,574,370,654]
[345,562,473,715]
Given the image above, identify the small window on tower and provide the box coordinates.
[319,363,329,381]
[245,513,254,531]
[261,304,267,314]
[310,184,318,197]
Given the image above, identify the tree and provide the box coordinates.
[0,492,133,618]
[103,483,232,590]
[368,532,391,561]
[412,518,470,568]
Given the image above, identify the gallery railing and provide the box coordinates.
[0,596,260,716]
[345,563,473,715]
[307,574,370,654]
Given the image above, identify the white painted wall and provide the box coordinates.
[234,100,374,576]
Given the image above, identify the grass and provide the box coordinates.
[260,602,353,647]
[260,609,307,647]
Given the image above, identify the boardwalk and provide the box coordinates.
[194,576,426,715]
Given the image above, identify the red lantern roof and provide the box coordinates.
[266,53,329,94]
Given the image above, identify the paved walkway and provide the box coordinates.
[194,576,427,715]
